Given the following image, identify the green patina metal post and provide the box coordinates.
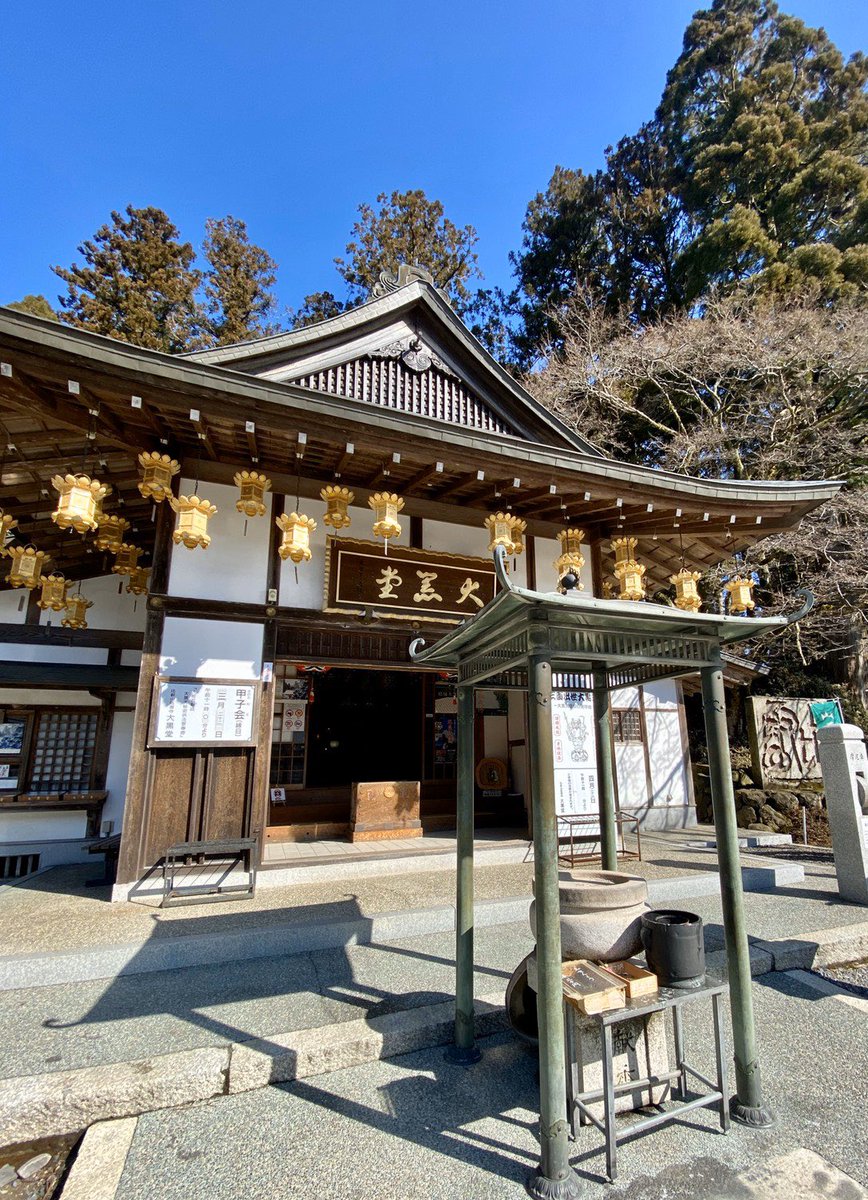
[526,651,581,1199]
[701,659,775,1127]
[592,668,618,871]
[446,683,481,1064]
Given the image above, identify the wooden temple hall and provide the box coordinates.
[0,266,837,892]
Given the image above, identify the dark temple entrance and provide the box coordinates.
[306,668,423,787]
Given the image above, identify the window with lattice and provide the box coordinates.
[28,710,98,792]
[612,709,643,744]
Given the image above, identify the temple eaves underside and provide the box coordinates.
[0,305,840,590]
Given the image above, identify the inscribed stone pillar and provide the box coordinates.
[816,724,868,905]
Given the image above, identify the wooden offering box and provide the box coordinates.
[562,960,626,1015]
[598,959,659,999]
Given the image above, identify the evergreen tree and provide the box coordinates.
[292,290,347,328]
[52,205,204,353]
[335,189,481,312]
[6,294,58,320]
[508,0,868,365]
[202,216,279,345]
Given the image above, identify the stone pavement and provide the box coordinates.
[64,967,867,1199]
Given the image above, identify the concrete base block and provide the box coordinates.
[58,1117,138,1200]
[0,1046,228,1144]
[755,920,868,970]
[705,945,774,976]
[567,1007,669,1118]
[741,862,804,890]
[227,991,507,1095]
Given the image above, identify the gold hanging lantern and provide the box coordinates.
[670,567,703,613]
[169,495,218,550]
[554,527,586,584]
[51,473,110,534]
[62,593,93,630]
[94,513,130,553]
[0,510,18,541]
[610,535,646,601]
[126,566,150,596]
[484,511,518,555]
[369,492,404,542]
[509,515,527,556]
[2,544,49,589]
[725,575,756,615]
[37,573,69,611]
[111,543,142,576]
[234,470,272,518]
[276,512,317,563]
[321,485,354,530]
[138,451,180,502]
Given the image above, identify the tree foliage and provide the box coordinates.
[530,290,868,670]
[295,189,481,324]
[6,294,58,321]
[508,0,868,366]
[202,216,278,345]
[53,205,205,353]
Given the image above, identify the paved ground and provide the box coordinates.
[112,969,867,1199]
[0,856,860,1082]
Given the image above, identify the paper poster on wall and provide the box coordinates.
[281,702,307,740]
[149,677,259,747]
[434,715,458,765]
[552,691,600,834]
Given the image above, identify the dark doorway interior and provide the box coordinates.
[305,668,423,788]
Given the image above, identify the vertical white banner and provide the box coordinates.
[552,690,600,834]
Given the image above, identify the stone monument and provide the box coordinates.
[350,780,422,842]
[815,724,868,905]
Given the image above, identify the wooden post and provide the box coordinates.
[701,659,774,1128]
[526,650,580,1200]
[115,499,173,888]
[593,667,618,871]
[447,682,480,1064]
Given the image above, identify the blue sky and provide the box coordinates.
[1,1,864,318]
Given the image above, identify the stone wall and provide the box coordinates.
[693,746,826,835]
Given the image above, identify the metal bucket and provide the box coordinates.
[640,909,705,988]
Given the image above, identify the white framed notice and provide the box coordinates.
[552,690,600,834]
[148,677,260,748]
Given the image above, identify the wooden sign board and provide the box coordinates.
[324,537,496,624]
[149,677,260,749]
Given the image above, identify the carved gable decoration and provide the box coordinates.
[290,339,517,436]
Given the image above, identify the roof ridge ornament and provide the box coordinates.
[371,263,452,306]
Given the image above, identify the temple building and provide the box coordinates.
[0,267,837,892]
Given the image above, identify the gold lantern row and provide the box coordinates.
[670,567,702,613]
[276,512,317,563]
[322,485,354,530]
[234,470,272,518]
[37,573,69,611]
[138,452,180,502]
[62,593,93,630]
[126,566,150,596]
[170,495,218,550]
[610,536,646,602]
[2,545,49,589]
[726,575,756,615]
[369,492,404,542]
[51,473,111,534]
[94,513,130,553]
[554,527,585,583]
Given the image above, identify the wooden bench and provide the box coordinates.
[86,833,121,886]
[162,838,257,907]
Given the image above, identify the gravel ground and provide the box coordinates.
[816,960,868,998]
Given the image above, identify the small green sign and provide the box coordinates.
[809,699,843,729]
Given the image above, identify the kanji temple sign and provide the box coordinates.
[324,538,496,622]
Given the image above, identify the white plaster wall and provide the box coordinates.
[644,681,689,808]
[102,709,135,834]
[160,616,263,679]
[38,574,147,633]
[278,499,410,611]
[168,478,271,604]
[483,715,509,761]
[0,810,88,842]
[120,649,142,668]
[614,743,648,809]
[422,519,528,588]
[534,536,594,594]
[611,687,641,709]
[507,691,528,799]
[0,589,27,623]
